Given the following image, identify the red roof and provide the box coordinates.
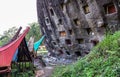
[0,27,30,67]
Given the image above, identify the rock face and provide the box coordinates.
[37,0,120,57]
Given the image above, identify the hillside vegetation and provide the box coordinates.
[52,31,120,77]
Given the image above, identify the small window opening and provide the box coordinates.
[81,0,86,4]
[49,30,52,33]
[81,1,84,3]
[52,41,56,45]
[119,1,120,6]
[65,39,71,45]
[76,39,84,44]
[60,31,66,37]
[56,39,60,43]
[86,28,92,35]
[66,51,70,55]
[69,30,73,35]
[60,3,64,10]
[75,51,81,56]
[104,3,116,14]
[83,5,90,14]
[58,50,63,54]
[45,17,50,24]
[73,18,80,26]
[58,19,62,25]
[50,8,55,16]
[91,39,99,46]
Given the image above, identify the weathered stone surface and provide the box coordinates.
[37,0,120,57]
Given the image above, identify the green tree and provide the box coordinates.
[0,27,18,46]
[26,22,42,42]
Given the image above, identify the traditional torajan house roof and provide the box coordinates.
[0,27,30,73]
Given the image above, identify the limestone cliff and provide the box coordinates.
[37,0,120,57]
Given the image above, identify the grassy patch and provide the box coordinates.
[11,62,35,77]
[52,31,120,77]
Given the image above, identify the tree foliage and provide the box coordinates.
[0,27,18,46]
[26,22,42,42]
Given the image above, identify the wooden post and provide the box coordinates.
[7,72,11,77]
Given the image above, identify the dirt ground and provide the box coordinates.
[35,66,54,77]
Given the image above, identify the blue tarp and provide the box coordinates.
[12,48,18,62]
[34,35,45,52]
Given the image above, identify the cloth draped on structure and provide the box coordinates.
[28,35,45,52]
[12,49,18,62]
[0,27,30,73]
[34,35,45,52]
[28,37,35,52]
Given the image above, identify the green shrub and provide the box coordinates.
[52,31,120,77]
